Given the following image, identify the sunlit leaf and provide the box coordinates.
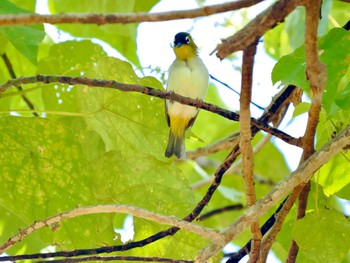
[0,117,116,250]
[78,56,166,158]
[293,210,350,263]
[317,153,350,196]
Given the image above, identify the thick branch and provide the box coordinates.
[214,0,304,59]
[0,75,300,147]
[287,0,327,261]
[240,43,261,261]
[0,0,263,26]
[196,124,350,262]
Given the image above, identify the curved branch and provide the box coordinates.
[196,123,350,262]
[0,0,263,26]
[0,74,300,147]
[0,204,224,255]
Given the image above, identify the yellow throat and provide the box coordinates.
[173,32,198,61]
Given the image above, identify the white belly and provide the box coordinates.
[166,56,209,119]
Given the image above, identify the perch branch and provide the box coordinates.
[196,123,350,262]
[214,0,304,59]
[0,75,300,147]
[0,204,224,254]
[0,0,263,26]
[239,42,261,261]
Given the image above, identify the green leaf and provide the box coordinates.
[92,150,195,214]
[293,210,350,263]
[37,40,107,113]
[292,102,310,118]
[49,0,160,66]
[0,0,45,65]
[335,183,350,200]
[335,82,350,110]
[254,133,291,183]
[78,56,166,158]
[9,0,36,11]
[0,117,116,250]
[317,153,350,196]
[272,28,350,113]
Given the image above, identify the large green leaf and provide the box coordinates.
[0,117,116,251]
[78,56,166,158]
[49,0,160,66]
[293,209,350,263]
[37,40,107,113]
[0,0,45,65]
[272,28,350,114]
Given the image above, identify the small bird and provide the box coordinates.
[165,32,209,159]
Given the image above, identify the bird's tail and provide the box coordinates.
[165,130,185,159]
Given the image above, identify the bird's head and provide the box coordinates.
[173,32,198,61]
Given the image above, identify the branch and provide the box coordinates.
[186,132,240,159]
[0,0,263,26]
[196,205,244,221]
[287,0,327,260]
[213,0,304,59]
[0,75,300,147]
[257,185,303,262]
[38,256,193,263]
[196,123,350,262]
[1,54,38,116]
[0,204,224,255]
[239,42,261,261]
[225,197,287,262]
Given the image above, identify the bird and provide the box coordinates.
[165,32,209,159]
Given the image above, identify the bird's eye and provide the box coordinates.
[185,36,190,44]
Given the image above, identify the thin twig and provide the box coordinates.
[0,0,263,26]
[197,205,244,221]
[225,197,287,262]
[257,185,304,262]
[1,54,38,116]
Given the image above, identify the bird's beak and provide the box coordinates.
[175,42,183,48]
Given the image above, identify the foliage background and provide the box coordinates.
[0,0,349,262]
